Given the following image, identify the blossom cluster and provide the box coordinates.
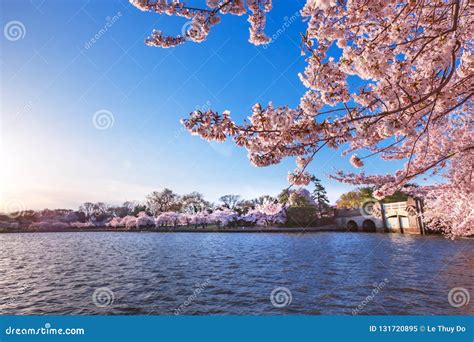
[107,202,286,228]
[243,201,287,226]
[130,0,271,47]
[21,201,286,230]
[133,1,473,234]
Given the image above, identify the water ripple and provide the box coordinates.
[0,232,472,315]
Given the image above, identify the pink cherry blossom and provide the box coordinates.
[244,201,286,226]
[136,211,155,227]
[210,208,239,226]
[134,0,473,236]
[349,155,364,168]
[155,211,180,226]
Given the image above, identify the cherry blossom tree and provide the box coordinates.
[410,155,473,237]
[130,0,270,47]
[136,211,156,227]
[132,0,473,236]
[121,215,139,229]
[107,217,123,228]
[155,211,181,227]
[210,208,239,226]
[244,201,286,226]
[189,210,212,228]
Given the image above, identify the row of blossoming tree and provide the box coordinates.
[130,0,473,237]
[0,187,328,231]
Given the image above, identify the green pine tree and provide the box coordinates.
[310,176,330,217]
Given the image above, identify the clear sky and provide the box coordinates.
[1,0,407,210]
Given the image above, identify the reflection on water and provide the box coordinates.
[0,232,472,315]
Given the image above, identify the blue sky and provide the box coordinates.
[1,0,407,210]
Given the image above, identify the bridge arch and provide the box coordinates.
[362,219,376,232]
[347,220,359,231]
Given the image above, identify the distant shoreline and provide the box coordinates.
[0,224,343,234]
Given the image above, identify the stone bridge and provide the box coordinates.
[334,197,425,235]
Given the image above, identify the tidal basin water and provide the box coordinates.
[0,232,472,315]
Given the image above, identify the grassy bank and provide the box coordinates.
[0,224,341,234]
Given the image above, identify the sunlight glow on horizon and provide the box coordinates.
[1,0,407,211]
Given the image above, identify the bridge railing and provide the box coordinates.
[382,202,406,211]
[334,201,409,218]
